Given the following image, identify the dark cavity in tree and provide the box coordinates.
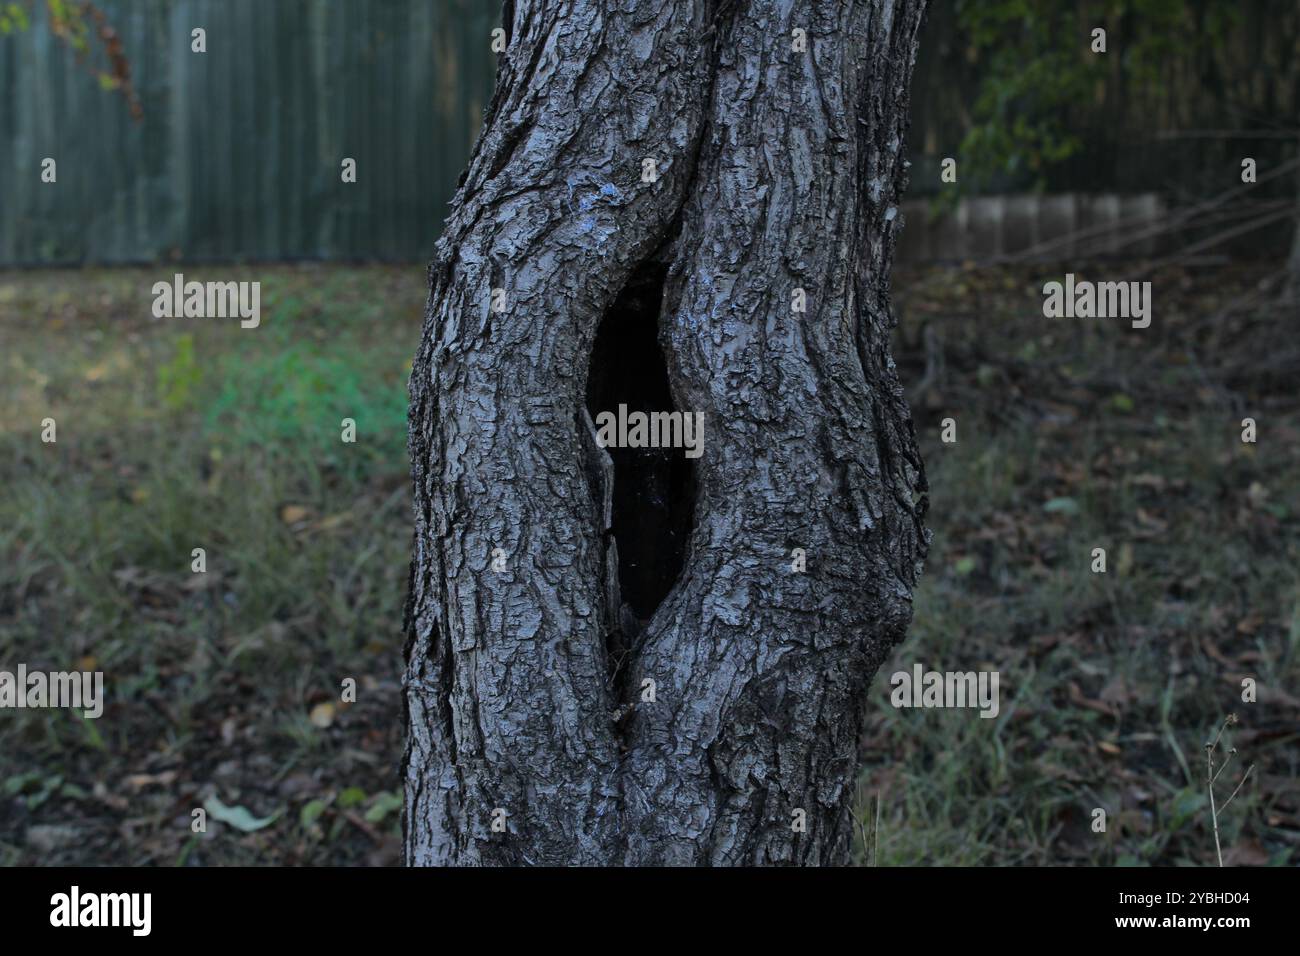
[585,261,694,625]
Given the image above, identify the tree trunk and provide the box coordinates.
[404,0,930,866]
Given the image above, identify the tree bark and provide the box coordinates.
[404,0,930,867]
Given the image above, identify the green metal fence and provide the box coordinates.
[0,0,497,264]
[5,2,1294,266]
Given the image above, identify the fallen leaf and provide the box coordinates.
[953,555,978,576]
[309,702,336,728]
[1246,482,1269,509]
[1235,615,1263,636]
[205,794,281,833]
[125,771,178,790]
[363,790,403,824]
[1135,508,1167,532]
[279,504,312,525]
[1099,674,1133,708]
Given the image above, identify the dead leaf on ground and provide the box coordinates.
[124,771,178,790]
[309,702,336,728]
[279,504,313,526]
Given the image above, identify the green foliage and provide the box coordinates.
[205,795,281,833]
[3,771,83,809]
[953,0,1244,192]
[44,0,90,51]
[363,790,403,825]
[156,333,201,411]
[337,787,368,810]
[5,1,142,116]
[204,339,407,475]
[299,799,328,829]
[0,2,31,35]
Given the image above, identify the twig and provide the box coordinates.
[873,790,882,867]
[1204,714,1253,867]
[342,810,384,845]
[1211,748,1236,784]
[1207,741,1223,867]
[1220,765,1255,813]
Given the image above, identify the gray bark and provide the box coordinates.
[404,0,930,867]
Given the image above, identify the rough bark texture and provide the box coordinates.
[404,0,930,867]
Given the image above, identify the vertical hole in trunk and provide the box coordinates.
[585,262,694,631]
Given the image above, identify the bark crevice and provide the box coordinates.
[585,261,695,635]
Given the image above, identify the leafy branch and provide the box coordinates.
[0,0,141,119]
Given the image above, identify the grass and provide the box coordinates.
[855,261,1300,866]
[1,265,423,865]
[1,260,1296,866]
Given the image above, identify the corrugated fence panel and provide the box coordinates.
[0,0,498,264]
[896,194,1172,263]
